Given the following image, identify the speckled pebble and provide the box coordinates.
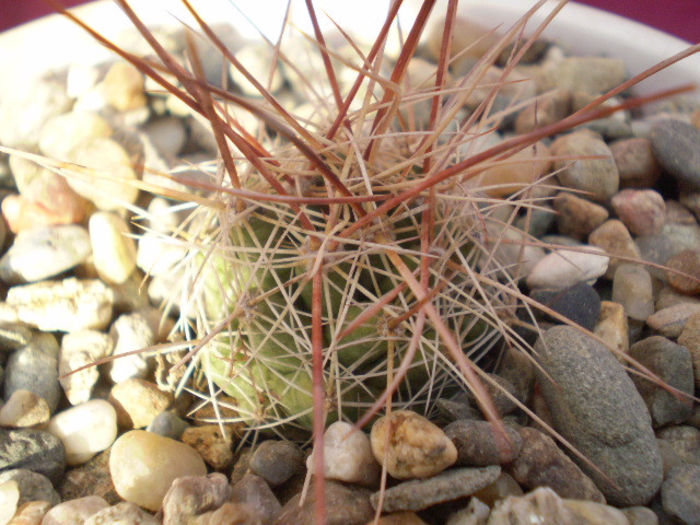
[678,313,700,389]
[594,301,629,359]
[666,249,700,295]
[444,419,522,466]
[661,464,700,525]
[0,469,59,507]
[40,495,108,525]
[651,119,700,191]
[274,480,373,525]
[58,450,119,505]
[0,429,66,484]
[553,192,609,239]
[249,439,304,487]
[180,425,234,471]
[370,466,501,513]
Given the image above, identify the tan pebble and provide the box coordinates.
[588,219,641,279]
[677,313,700,389]
[362,511,428,525]
[38,111,113,161]
[515,89,571,134]
[0,390,50,428]
[370,410,457,479]
[83,502,159,525]
[553,192,609,239]
[109,430,207,511]
[647,303,700,338]
[666,250,700,295]
[8,500,51,525]
[562,499,629,525]
[40,496,108,525]
[101,62,147,112]
[89,212,137,285]
[1,195,85,234]
[473,141,551,198]
[109,378,173,429]
[594,301,629,361]
[610,137,660,188]
[180,425,235,470]
[188,502,259,525]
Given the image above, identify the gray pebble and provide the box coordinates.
[629,336,694,428]
[275,480,373,525]
[146,410,189,440]
[0,323,33,352]
[4,333,61,413]
[249,440,304,487]
[657,426,700,476]
[534,326,663,505]
[369,466,501,513]
[661,464,700,525]
[444,419,522,466]
[230,473,281,524]
[0,468,60,507]
[0,428,66,484]
[637,223,700,281]
[530,282,602,331]
[651,120,700,191]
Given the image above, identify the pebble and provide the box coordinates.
[646,303,700,338]
[656,426,700,476]
[107,312,155,384]
[553,192,608,239]
[666,249,700,295]
[0,480,19,525]
[3,278,114,332]
[550,131,619,202]
[472,472,523,507]
[525,246,609,289]
[612,264,655,321]
[38,111,113,161]
[666,198,698,225]
[141,116,187,159]
[0,429,66,484]
[308,421,379,486]
[160,473,231,525]
[101,61,147,112]
[484,224,546,282]
[65,137,139,211]
[505,426,604,502]
[0,225,91,284]
[58,450,119,505]
[539,56,626,95]
[186,502,261,525]
[83,502,159,525]
[562,499,632,525]
[466,373,518,417]
[58,330,114,405]
[472,141,551,198]
[370,410,457,479]
[248,439,304,487]
[88,212,137,285]
[534,326,663,505]
[444,420,521,466]
[514,88,570,134]
[650,119,700,191]
[109,430,207,511]
[146,411,189,440]
[628,336,694,428]
[40,496,108,525]
[229,473,281,524]
[588,219,641,279]
[593,301,629,359]
[610,137,660,188]
[47,400,118,466]
[109,379,173,429]
[370,512,429,525]
[661,464,700,525]
[0,469,59,507]
[230,43,285,97]
[0,390,50,428]
[620,506,659,525]
[1,193,85,234]
[275,479,373,525]
[636,223,700,280]
[611,189,666,236]
[678,313,700,388]
[3,333,60,413]
[530,282,601,330]
[180,425,234,470]
[8,500,51,525]
[136,232,187,277]
[370,466,501,513]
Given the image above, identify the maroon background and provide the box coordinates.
[1,0,699,43]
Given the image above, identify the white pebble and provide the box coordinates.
[142,116,187,158]
[83,502,159,525]
[59,330,114,405]
[136,232,187,277]
[0,389,50,428]
[47,400,118,465]
[0,480,19,525]
[89,212,137,284]
[40,496,108,525]
[38,111,112,161]
[526,247,609,289]
[108,313,155,383]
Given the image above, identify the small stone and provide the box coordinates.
[465,373,518,418]
[530,282,601,330]
[40,496,108,525]
[534,326,663,506]
[594,301,629,360]
[562,499,631,525]
[109,430,207,511]
[434,398,481,424]
[249,440,304,487]
[370,466,501,513]
[4,333,60,413]
[274,480,373,525]
[308,421,379,486]
[160,473,231,525]
[678,314,700,389]
[484,224,546,282]
[472,472,524,507]
[611,189,666,236]
[0,324,32,351]
[4,278,114,332]
[620,506,659,525]
[83,502,159,525]
[89,212,137,285]
[628,337,694,428]
[666,249,700,295]
[515,89,570,135]
[230,473,281,524]
[8,500,52,525]
[650,119,700,191]
[610,137,661,188]
[59,330,113,405]
[472,141,551,198]
[637,223,700,280]
[444,420,522,466]
[0,429,65,484]
[646,302,700,338]
[0,225,91,284]
[446,498,490,525]
[506,426,604,502]
[0,480,19,525]
[1,193,86,234]
[539,56,626,96]
[661,464,700,525]
[108,312,155,383]
[368,512,429,525]
[136,232,187,277]
[180,425,234,471]
[38,111,113,161]
[526,247,609,289]
[667,198,698,225]
[58,450,119,505]
[0,469,59,507]
[553,192,609,239]
[101,62,147,112]
[142,117,187,159]
[370,410,457,479]
[0,390,50,428]
[66,137,139,211]
[187,502,261,525]
[550,131,619,202]
[109,379,173,429]
[656,426,700,477]
[612,264,655,321]
[588,219,642,279]
[487,487,571,524]
[146,411,189,440]
[47,400,118,466]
